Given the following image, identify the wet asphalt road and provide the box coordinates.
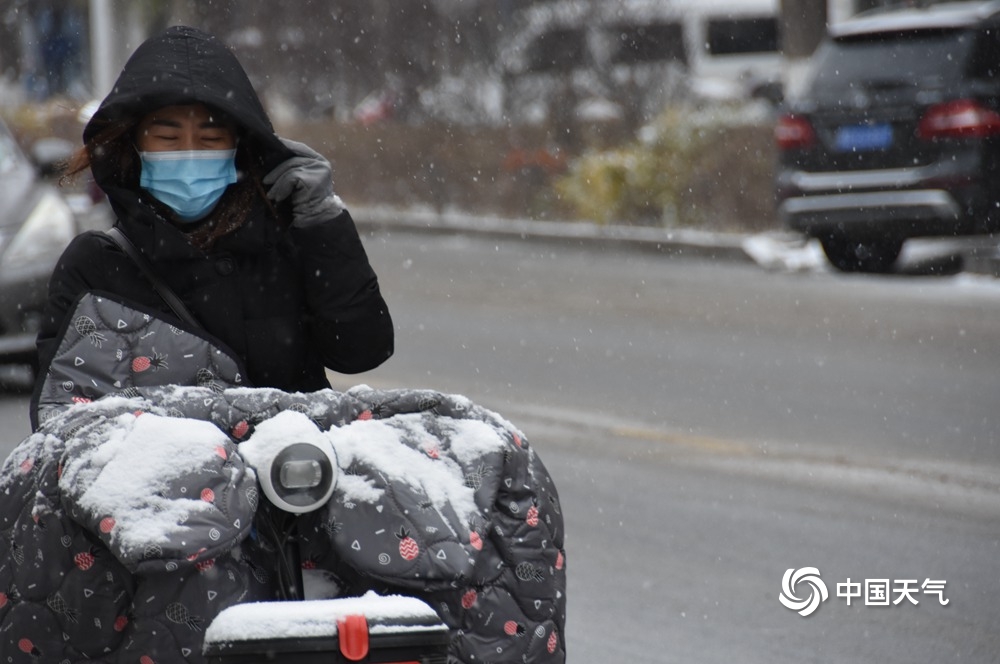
[2,229,999,663]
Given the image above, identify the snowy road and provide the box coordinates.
[1,229,998,662]
[338,230,1000,663]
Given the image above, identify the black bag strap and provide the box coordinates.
[105,227,205,331]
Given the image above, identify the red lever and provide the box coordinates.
[337,614,370,661]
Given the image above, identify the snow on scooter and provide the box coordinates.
[3,294,565,663]
[202,424,451,663]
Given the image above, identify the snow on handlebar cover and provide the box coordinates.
[1,384,567,664]
[239,416,340,514]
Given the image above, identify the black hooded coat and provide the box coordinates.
[31,26,393,428]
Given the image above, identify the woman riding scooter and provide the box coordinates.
[7,26,565,664]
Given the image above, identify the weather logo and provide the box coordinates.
[779,567,829,617]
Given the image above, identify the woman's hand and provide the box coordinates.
[263,137,345,227]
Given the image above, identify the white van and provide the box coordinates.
[499,0,783,125]
[683,0,784,100]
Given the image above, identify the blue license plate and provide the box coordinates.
[833,123,893,152]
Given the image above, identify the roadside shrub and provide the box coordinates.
[555,102,778,231]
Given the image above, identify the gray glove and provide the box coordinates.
[263,137,345,227]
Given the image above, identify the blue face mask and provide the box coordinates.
[139,149,238,222]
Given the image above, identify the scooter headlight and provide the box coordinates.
[259,441,338,513]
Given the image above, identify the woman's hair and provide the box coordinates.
[63,114,282,250]
[62,118,135,186]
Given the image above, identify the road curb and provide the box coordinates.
[352,206,756,263]
[352,205,1000,276]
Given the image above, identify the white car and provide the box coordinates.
[0,119,85,376]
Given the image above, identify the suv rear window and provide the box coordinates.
[706,17,779,55]
[806,28,975,101]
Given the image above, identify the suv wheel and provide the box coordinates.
[820,235,902,273]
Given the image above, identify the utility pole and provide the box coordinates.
[89,0,115,99]
[780,0,829,99]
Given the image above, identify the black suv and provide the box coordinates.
[774,1,1000,272]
